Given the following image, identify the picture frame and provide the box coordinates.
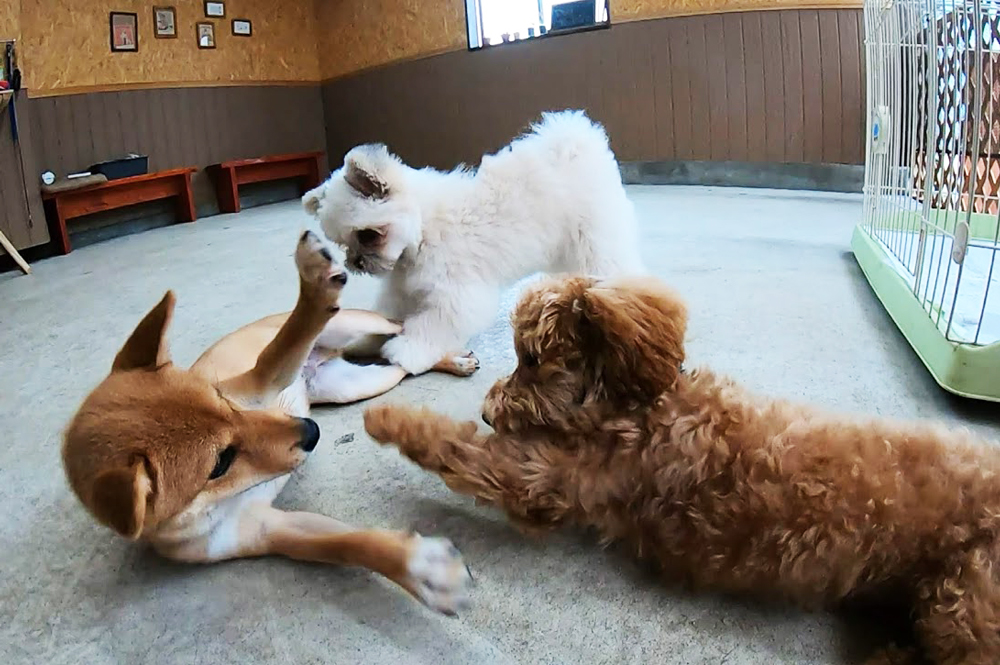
[153,6,177,39]
[204,1,225,18]
[231,18,251,37]
[109,12,138,52]
[196,22,216,49]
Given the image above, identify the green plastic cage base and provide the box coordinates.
[851,225,1000,402]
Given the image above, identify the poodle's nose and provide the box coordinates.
[481,412,493,427]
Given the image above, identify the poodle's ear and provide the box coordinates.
[302,182,326,216]
[343,144,391,200]
[579,277,687,401]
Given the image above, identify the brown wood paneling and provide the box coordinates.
[668,18,694,161]
[0,93,49,251]
[761,11,788,163]
[2,83,326,254]
[780,11,807,163]
[840,10,865,164]
[724,13,749,161]
[800,10,825,162]
[744,12,768,161]
[819,10,844,162]
[322,9,865,172]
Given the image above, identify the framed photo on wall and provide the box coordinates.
[204,1,225,18]
[153,6,177,39]
[109,12,138,52]
[232,19,251,37]
[196,22,216,49]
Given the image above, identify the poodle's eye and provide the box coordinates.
[356,228,383,247]
[521,352,538,368]
[209,445,237,480]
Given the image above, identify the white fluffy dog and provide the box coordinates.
[303,110,644,376]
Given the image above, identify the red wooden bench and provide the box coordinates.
[42,167,197,255]
[207,151,324,214]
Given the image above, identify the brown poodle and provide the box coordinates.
[364,275,1000,665]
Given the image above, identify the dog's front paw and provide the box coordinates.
[436,351,480,377]
[405,535,473,615]
[296,230,348,313]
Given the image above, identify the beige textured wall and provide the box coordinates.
[0,1,18,43]
[315,0,863,81]
[20,0,320,94]
[315,0,466,81]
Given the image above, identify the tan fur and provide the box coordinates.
[63,231,471,614]
[366,275,1000,662]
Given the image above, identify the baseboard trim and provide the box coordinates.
[620,160,864,193]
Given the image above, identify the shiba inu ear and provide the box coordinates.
[90,457,152,540]
[112,291,174,372]
[343,144,390,200]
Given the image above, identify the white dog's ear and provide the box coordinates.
[302,183,325,216]
[343,144,391,201]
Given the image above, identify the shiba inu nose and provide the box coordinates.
[298,417,321,452]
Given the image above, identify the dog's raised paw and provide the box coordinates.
[406,535,472,615]
[295,230,348,311]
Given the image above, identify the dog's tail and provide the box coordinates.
[364,404,574,530]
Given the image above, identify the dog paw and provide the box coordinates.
[435,351,480,377]
[405,535,473,615]
[295,230,347,312]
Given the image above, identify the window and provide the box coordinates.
[465,0,610,50]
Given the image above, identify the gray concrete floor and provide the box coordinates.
[2,186,999,665]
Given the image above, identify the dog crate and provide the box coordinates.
[852,0,1000,400]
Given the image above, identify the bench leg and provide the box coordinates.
[177,172,197,222]
[43,199,72,255]
[216,168,240,214]
[301,155,322,193]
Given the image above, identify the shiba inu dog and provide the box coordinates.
[62,231,471,614]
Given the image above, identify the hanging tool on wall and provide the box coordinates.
[5,41,22,142]
[4,39,33,229]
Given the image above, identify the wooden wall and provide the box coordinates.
[314,0,862,80]
[21,0,319,94]
[0,85,326,254]
[322,9,866,171]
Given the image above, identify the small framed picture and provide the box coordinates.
[204,1,225,18]
[110,12,138,52]
[232,19,251,37]
[153,6,177,39]
[196,22,216,49]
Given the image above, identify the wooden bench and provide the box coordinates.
[207,151,324,214]
[42,167,197,255]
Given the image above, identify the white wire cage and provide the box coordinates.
[854,0,1000,399]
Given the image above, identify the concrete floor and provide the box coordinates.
[2,186,999,665]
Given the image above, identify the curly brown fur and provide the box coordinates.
[365,275,1000,665]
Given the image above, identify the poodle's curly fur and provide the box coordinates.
[365,275,1000,665]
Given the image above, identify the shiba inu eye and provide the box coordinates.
[209,445,237,480]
